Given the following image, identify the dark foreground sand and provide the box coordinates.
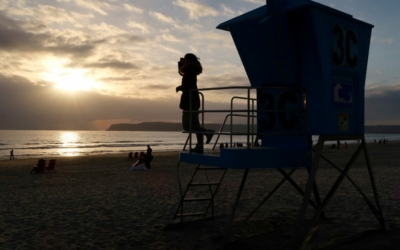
[0,142,400,249]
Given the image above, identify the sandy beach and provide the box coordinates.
[0,142,400,249]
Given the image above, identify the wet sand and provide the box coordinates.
[0,142,399,249]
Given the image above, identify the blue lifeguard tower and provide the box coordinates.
[174,0,385,248]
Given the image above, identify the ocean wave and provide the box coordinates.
[113,140,137,143]
[8,143,171,150]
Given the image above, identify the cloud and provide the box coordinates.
[72,0,110,15]
[159,45,181,55]
[0,73,180,130]
[98,77,132,82]
[83,59,139,69]
[150,11,175,24]
[220,4,236,17]
[173,0,218,20]
[126,21,151,34]
[244,0,265,4]
[1,73,398,130]
[0,11,148,63]
[0,73,231,130]
[160,33,182,43]
[7,5,94,25]
[194,31,230,41]
[365,84,400,124]
[0,12,99,58]
[0,15,46,52]
[172,23,202,33]
[89,22,127,36]
[123,4,143,13]
[372,37,394,44]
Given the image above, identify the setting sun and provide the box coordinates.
[53,69,97,91]
[42,59,98,91]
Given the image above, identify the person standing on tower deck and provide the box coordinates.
[176,53,214,153]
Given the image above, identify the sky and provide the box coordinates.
[0,0,399,130]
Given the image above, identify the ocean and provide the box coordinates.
[1,130,399,160]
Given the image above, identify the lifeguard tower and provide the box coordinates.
[174,0,385,248]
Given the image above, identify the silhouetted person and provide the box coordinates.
[145,145,153,169]
[176,53,214,153]
[337,140,340,149]
[10,149,14,160]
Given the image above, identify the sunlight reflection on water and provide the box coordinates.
[58,132,81,156]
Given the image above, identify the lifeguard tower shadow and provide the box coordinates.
[173,0,385,249]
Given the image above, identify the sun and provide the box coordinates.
[41,59,98,91]
[54,69,97,91]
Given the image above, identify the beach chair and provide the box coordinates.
[46,159,57,172]
[126,152,133,160]
[30,159,46,174]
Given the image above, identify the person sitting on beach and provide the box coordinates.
[129,152,148,171]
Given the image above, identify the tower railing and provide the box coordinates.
[181,85,307,153]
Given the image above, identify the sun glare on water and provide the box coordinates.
[42,59,98,91]
[58,131,81,156]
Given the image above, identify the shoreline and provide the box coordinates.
[2,139,399,161]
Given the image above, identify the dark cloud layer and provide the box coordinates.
[0,12,96,58]
[0,12,46,52]
[365,88,400,123]
[0,12,146,60]
[83,60,138,69]
[0,74,181,130]
[1,72,399,130]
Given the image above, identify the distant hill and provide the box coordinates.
[365,125,400,134]
[107,122,400,134]
[107,122,254,132]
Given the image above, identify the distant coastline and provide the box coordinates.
[107,122,400,134]
[106,122,252,132]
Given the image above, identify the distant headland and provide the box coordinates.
[107,122,252,132]
[107,122,400,133]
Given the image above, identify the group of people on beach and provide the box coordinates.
[375,139,389,145]
[129,145,154,171]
